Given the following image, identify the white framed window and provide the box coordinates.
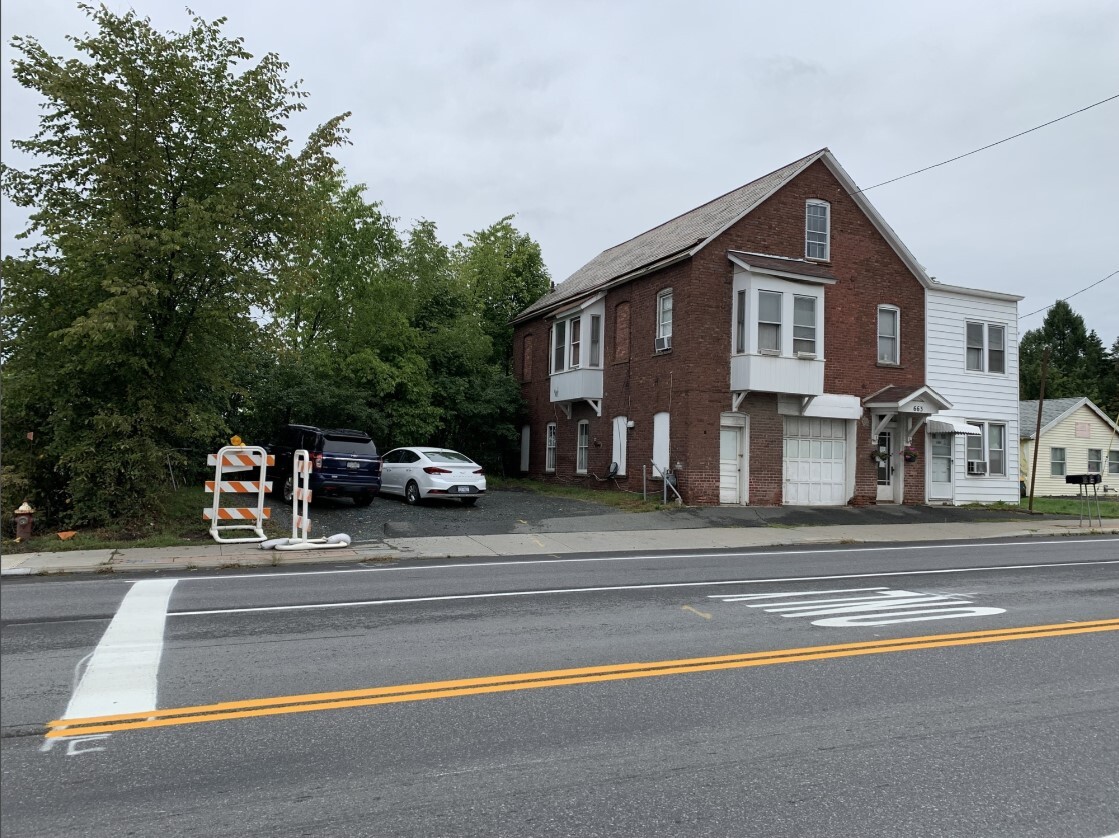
[965,321,1007,373]
[877,305,899,364]
[576,421,589,474]
[1050,447,1066,477]
[569,318,581,368]
[735,289,746,353]
[657,289,673,341]
[545,423,557,472]
[792,296,816,356]
[965,421,1007,477]
[589,315,601,367]
[552,320,566,374]
[1110,450,1119,475]
[1088,449,1103,473]
[805,200,830,261]
[757,290,782,353]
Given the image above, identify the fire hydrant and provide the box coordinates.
[14,501,34,540]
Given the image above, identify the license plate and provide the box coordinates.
[455,486,472,493]
[347,461,360,470]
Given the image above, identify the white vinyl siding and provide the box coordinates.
[925,289,1020,504]
[1021,403,1119,495]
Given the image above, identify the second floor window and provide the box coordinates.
[792,296,817,355]
[736,290,746,353]
[966,322,1007,374]
[878,306,899,364]
[570,318,581,367]
[657,290,673,339]
[806,200,830,260]
[758,290,781,352]
[589,315,601,367]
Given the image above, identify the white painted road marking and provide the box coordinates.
[710,586,1006,627]
[62,579,178,720]
[169,560,1110,617]
[172,539,1119,582]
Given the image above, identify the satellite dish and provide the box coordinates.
[606,462,619,478]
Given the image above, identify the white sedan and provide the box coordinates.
[379,447,487,506]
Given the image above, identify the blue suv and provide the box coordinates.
[267,425,382,507]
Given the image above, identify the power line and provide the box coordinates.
[855,93,1119,194]
[1018,269,1118,320]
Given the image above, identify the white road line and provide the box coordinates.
[62,579,178,719]
[177,538,1119,582]
[171,559,1119,617]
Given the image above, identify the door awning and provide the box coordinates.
[927,417,982,435]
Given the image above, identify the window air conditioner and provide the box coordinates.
[796,351,817,360]
[654,336,672,352]
[966,461,987,475]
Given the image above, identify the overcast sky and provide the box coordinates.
[3,1,1117,346]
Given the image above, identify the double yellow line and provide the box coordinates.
[47,618,1119,738]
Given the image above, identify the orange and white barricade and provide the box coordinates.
[262,449,350,551]
[204,445,273,543]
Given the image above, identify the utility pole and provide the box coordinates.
[1028,346,1051,513]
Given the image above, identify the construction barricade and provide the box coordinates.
[261,449,350,551]
[204,444,273,544]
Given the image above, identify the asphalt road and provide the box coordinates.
[2,537,1118,837]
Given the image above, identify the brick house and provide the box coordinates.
[512,148,1004,506]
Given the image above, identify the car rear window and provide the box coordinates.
[324,436,378,456]
[423,451,473,464]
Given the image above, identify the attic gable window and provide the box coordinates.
[805,200,830,261]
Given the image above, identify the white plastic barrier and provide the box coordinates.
[264,449,350,551]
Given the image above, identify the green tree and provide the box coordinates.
[1019,300,1110,404]
[458,216,551,374]
[1,6,348,526]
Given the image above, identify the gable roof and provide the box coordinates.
[1019,397,1119,439]
[514,147,935,323]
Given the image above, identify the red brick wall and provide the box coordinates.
[513,158,928,504]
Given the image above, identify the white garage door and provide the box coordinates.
[783,417,847,506]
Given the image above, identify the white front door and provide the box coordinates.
[719,426,745,504]
[876,430,894,502]
[929,433,953,500]
[783,417,847,506]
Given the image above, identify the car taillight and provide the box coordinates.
[423,466,452,474]
[313,453,323,470]
[473,468,484,474]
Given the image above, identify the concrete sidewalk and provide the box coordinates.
[3,517,1117,576]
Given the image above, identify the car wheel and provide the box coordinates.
[282,475,294,504]
[461,497,477,507]
[405,481,421,505]
[353,494,374,507]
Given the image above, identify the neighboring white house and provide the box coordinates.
[924,281,1022,504]
[1020,397,1119,496]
